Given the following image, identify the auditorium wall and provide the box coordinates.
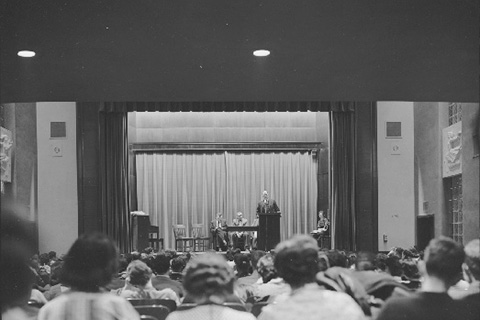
[414,102,480,244]
[36,102,78,254]
[377,102,415,251]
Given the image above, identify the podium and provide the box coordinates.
[257,212,281,251]
[131,213,150,251]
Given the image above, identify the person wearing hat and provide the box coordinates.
[166,253,255,320]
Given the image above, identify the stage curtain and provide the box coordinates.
[330,105,356,251]
[136,152,317,248]
[224,152,317,240]
[136,153,226,249]
[99,112,132,252]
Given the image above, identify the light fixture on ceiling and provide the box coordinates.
[253,49,270,57]
[18,50,36,57]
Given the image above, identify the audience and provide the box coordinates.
[4,208,478,320]
[166,253,256,320]
[151,253,184,298]
[258,235,365,320]
[37,233,140,320]
[114,260,180,305]
[376,236,472,320]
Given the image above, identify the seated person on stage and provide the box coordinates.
[232,212,248,250]
[210,212,229,251]
[311,211,329,246]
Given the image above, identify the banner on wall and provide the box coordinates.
[1,126,13,182]
[442,121,462,178]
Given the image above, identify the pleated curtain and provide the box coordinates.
[136,152,317,249]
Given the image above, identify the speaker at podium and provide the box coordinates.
[131,211,150,251]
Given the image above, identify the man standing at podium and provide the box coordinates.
[256,190,280,215]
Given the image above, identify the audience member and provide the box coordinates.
[258,235,365,320]
[234,253,251,278]
[48,251,58,266]
[106,255,128,290]
[326,250,349,268]
[251,254,290,303]
[1,210,36,320]
[28,254,50,291]
[166,253,255,320]
[170,257,186,282]
[151,253,184,298]
[455,239,480,317]
[237,250,266,287]
[376,236,470,320]
[355,251,376,271]
[114,260,180,305]
[37,233,140,320]
[43,261,70,301]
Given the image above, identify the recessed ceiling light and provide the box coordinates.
[253,49,270,57]
[17,50,36,58]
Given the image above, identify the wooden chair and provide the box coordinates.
[127,299,177,312]
[148,225,164,251]
[172,224,194,252]
[134,305,170,320]
[191,223,210,252]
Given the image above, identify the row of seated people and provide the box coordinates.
[2,211,479,320]
[212,210,331,251]
[211,212,258,251]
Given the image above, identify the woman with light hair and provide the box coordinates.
[115,260,180,305]
[166,253,255,320]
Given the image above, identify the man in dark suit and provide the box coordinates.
[256,190,280,215]
[210,212,228,251]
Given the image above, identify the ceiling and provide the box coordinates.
[0,0,478,103]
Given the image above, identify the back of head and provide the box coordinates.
[151,253,171,275]
[234,253,250,275]
[355,251,376,271]
[424,236,465,285]
[250,250,266,270]
[60,232,119,292]
[127,260,152,286]
[326,250,348,268]
[1,210,36,312]
[257,255,277,283]
[274,235,319,288]
[171,256,187,273]
[464,239,480,281]
[183,253,234,303]
[375,253,388,272]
